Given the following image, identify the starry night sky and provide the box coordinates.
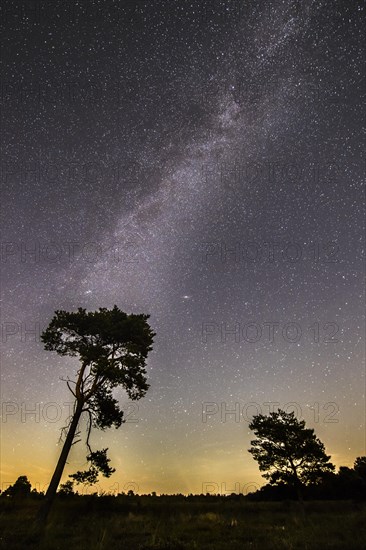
[1,0,365,495]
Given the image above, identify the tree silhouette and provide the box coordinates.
[248,409,334,501]
[3,476,31,498]
[354,456,366,482]
[36,305,155,523]
[58,480,75,496]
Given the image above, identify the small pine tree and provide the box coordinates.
[248,409,335,501]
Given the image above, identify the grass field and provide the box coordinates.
[1,497,365,549]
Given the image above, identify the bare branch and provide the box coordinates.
[57,412,75,444]
[60,376,76,385]
[66,381,76,397]
[85,410,93,454]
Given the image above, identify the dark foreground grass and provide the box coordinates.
[0,498,365,549]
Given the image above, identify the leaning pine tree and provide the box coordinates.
[36,306,155,523]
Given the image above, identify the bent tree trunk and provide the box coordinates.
[36,399,84,524]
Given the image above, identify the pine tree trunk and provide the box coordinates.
[35,399,84,524]
[293,476,305,517]
[295,480,304,503]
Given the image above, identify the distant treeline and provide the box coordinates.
[2,459,366,502]
[247,462,366,501]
